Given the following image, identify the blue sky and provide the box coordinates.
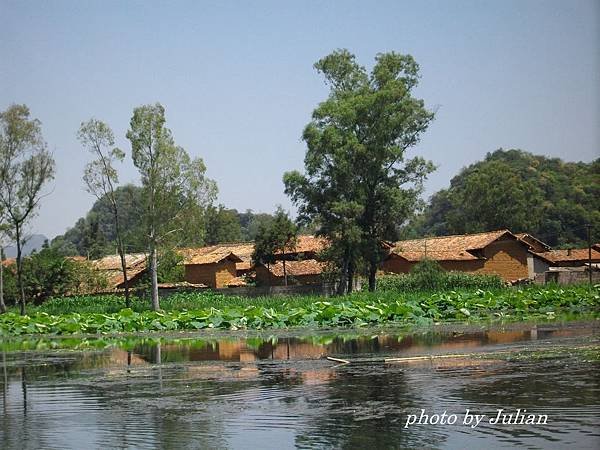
[1,0,598,239]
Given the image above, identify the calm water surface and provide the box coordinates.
[1,320,599,449]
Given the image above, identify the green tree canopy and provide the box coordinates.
[204,205,243,244]
[0,104,55,314]
[252,207,297,285]
[127,103,217,310]
[78,118,134,306]
[414,149,600,246]
[51,184,146,257]
[284,49,435,292]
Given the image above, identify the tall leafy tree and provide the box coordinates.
[284,50,435,292]
[127,103,216,310]
[78,118,133,306]
[0,104,55,314]
[204,205,243,244]
[251,207,297,286]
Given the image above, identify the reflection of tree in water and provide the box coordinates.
[0,346,235,449]
[294,364,448,449]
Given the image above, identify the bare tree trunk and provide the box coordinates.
[2,351,7,414]
[150,243,159,311]
[368,261,377,292]
[118,249,130,308]
[347,259,354,294]
[0,247,6,313]
[113,209,130,308]
[15,224,26,315]
[283,257,288,286]
[267,262,272,287]
[336,254,349,295]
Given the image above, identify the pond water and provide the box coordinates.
[1,320,599,449]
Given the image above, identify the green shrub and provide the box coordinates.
[377,259,505,292]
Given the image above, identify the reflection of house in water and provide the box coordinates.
[486,330,532,344]
[301,369,336,385]
[107,349,148,366]
[273,341,327,360]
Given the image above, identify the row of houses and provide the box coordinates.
[79,229,599,292]
[384,230,600,283]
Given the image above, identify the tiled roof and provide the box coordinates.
[389,230,515,262]
[91,253,147,271]
[515,233,551,252]
[178,247,243,265]
[178,236,327,267]
[66,255,88,262]
[262,259,326,277]
[226,276,248,287]
[1,257,15,268]
[236,261,252,272]
[157,281,208,289]
[276,235,329,255]
[89,253,148,288]
[533,248,600,264]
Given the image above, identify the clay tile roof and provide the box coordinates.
[66,255,88,262]
[1,257,15,268]
[88,253,148,289]
[204,242,255,262]
[280,235,329,254]
[92,253,147,271]
[178,247,243,265]
[226,276,248,287]
[533,248,600,264]
[515,233,551,252]
[390,230,514,262]
[236,261,252,272]
[157,281,208,289]
[263,259,326,277]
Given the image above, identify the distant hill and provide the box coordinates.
[409,149,599,247]
[3,234,48,257]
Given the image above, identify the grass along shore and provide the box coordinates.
[0,284,598,336]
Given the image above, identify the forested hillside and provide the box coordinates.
[51,149,599,257]
[51,185,279,257]
[411,149,599,247]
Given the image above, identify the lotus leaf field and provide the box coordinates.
[0,285,598,336]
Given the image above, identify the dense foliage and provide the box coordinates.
[252,207,297,265]
[2,246,108,305]
[50,185,147,257]
[284,49,435,293]
[412,149,600,246]
[52,190,281,257]
[1,285,597,336]
[376,260,504,292]
[0,104,56,315]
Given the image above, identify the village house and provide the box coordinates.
[515,233,551,253]
[91,253,148,289]
[178,246,243,288]
[276,235,329,260]
[254,259,326,286]
[176,236,329,289]
[1,257,15,268]
[382,230,533,282]
[531,247,600,269]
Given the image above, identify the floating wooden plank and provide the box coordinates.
[385,353,478,363]
[326,356,350,364]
